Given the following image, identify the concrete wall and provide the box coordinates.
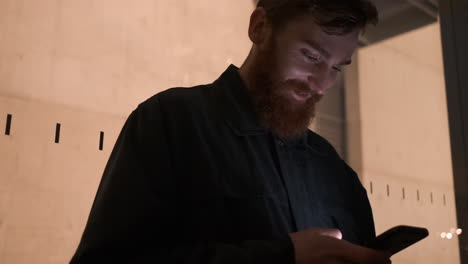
[0,97,123,263]
[0,1,253,263]
[346,22,461,263]
[0,0,252,116]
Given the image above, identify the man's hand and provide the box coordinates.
[290,228,391,264]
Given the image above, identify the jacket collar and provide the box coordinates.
[211,65,334,156]
[212,64,268,136]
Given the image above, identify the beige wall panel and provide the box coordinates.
[353,23,460,263]
[0,0,253,116]
[0,96,126,263]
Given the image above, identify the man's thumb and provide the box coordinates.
[318,228,343,240]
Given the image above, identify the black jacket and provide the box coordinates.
[70,65,375,263]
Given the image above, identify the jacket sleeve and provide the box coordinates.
[69,96,295,264]
[343,162,376,246]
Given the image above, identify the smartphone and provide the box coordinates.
[366,225,429,255]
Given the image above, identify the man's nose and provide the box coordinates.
[308,74,328,95]
[308,63,334,95]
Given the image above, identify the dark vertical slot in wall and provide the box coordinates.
[430,192,433,204]
[443,194,446,206]
[5,114,12,135]
[402,187,405,199]
[55,123,61,143]
[386,184,390,197]
[417,190,420,201]
[99,131,104,151]
[370,181,373,194]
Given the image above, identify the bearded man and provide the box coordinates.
[71,1,391,263]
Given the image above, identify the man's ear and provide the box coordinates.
[248,7,270,44]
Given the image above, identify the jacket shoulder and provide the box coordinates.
[137,84,213,113]
[306,129,342,158]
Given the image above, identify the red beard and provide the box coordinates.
[246,39,323,140]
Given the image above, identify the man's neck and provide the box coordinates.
[238,51,256,93]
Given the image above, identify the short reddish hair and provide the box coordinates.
[256,0,379,35]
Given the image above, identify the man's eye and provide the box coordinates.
[301,49,320,62]
[333,66,342,72]
[306,54,320,62]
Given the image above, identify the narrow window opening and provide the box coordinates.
[99,131,104,151]
[55,123,61,143]
[5,114,12,135]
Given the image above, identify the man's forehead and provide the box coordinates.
[281,15,360,56]
[281,14,357,38]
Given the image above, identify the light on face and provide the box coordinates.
[440,232,447,239]
[446,233,453,239]
[456,229,463,235]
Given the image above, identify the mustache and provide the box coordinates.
[283,79,323,103]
